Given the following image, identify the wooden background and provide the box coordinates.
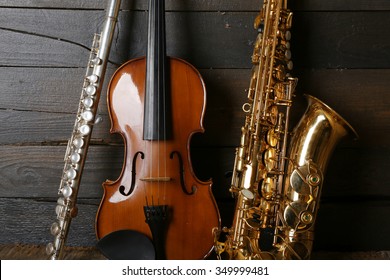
[0,0,389,258]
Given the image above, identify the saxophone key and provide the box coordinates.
[260,177,276,200]
[266,129,278,147]
[263,148,277,171]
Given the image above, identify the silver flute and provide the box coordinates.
[46,0,121,260]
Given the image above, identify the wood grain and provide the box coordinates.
[1,197,389,252]
[0,145,388,201]
[1,1,389,11]
[0,0,389,255]
[1,68,388,147]
[2,9,390,69]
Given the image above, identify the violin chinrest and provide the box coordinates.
[96,229,155,260]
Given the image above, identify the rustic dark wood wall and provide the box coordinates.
[0,0,389,256]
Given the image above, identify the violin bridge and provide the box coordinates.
[140,177,172,182]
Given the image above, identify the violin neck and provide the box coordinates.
[144,0,171,141]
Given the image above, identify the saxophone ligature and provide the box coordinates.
[213,0,357,260]
[46,0,121,260]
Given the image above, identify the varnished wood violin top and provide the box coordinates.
[95,0,220,260]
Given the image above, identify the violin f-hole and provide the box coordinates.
[119,151,145,196]
[170,151,196,195]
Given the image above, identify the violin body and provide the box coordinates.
[95,57,220,259]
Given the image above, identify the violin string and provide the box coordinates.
[163,57,167,204]
[161,0,167,205]
[143,79,149,203]
[156,69,161,205]
[156,4,160,206]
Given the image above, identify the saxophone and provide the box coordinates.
[46,0,121,260]
[214,0,357,260]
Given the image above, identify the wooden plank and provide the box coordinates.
[292,11,390,69]
[0,9,102,47]
[1,68,388,147]
[0,0,261,11]
[0,29,88,67]
[0,0,389,11]
[293,69,390,149]
[0,145,231,199]
[1,244,389,260]
[0,67,116,113]
[312,250,390,260]
[0,0,388,256]
[218,200,390,252]
[1,197,390,251]
[0,9,128,66]
[0,67,246,114]
[191,147,390,201]
[0,244,106,260]
[0,145,388,200]
[314,200,390,251]
[2,9,390,69]
[0,197,100,247]
[320,148,390,200]
[0,145,122,198]
[0,9,257,68]
[0,109,117,145]
[292,0,390,11]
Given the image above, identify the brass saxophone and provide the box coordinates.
[46,0,121,260]
[214,0,357,260]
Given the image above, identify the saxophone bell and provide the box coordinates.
[274,94,358,260]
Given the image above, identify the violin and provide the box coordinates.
[95,0,220,260]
